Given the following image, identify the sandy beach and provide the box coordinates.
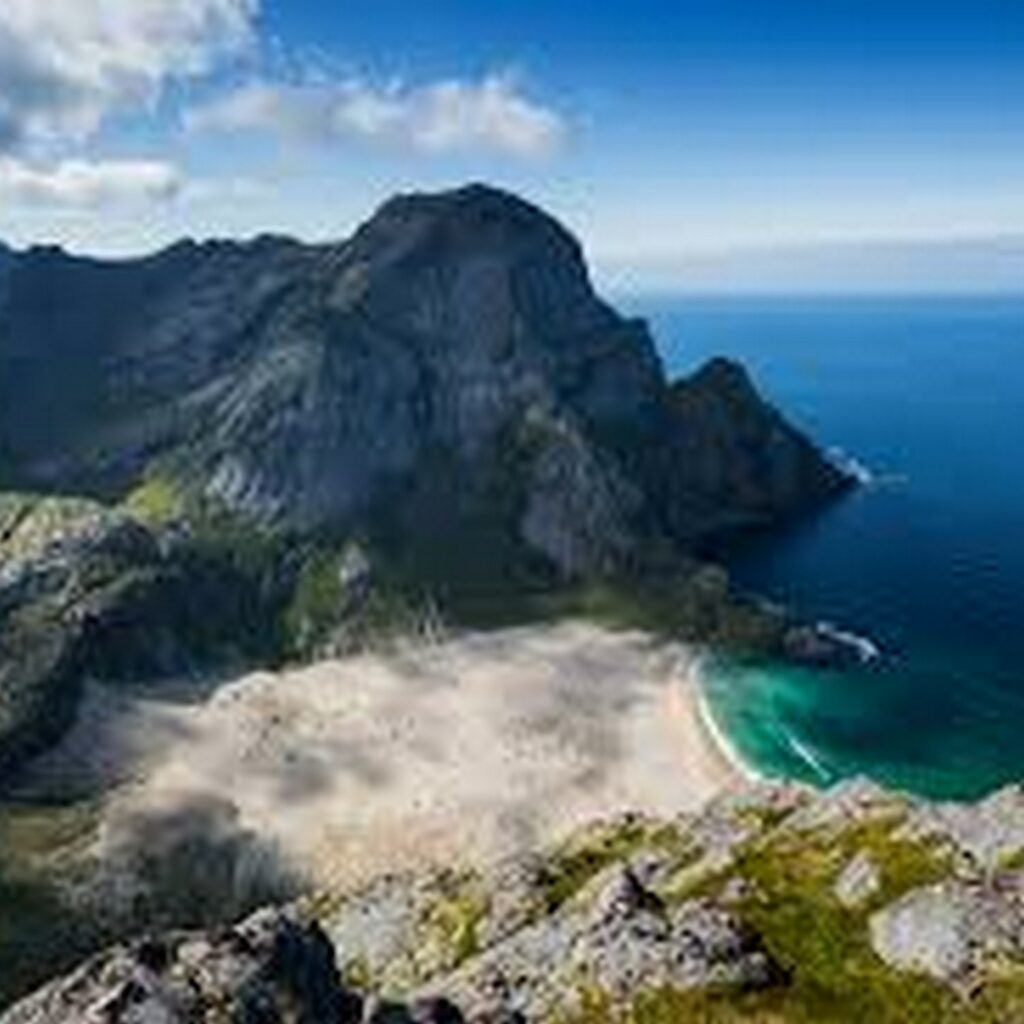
[16,621,742,892]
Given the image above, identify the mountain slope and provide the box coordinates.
[0,185,849,577]
[9,779,1024,1023]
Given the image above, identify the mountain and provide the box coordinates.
[8,779,1024,1024]
[0,185,848,576]
[0,185,852,775]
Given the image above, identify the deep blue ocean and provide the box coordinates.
[627,295,1024,799]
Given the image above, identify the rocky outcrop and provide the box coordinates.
[661,357,849,542]
[15,781,1024,1022]
[0,495,287,773]
[0,185,849,578]
[0,909,359,1024]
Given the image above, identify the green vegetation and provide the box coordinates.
[541,818,690,912]
[421,877,488,968]
[726,833,950,1022]
[0,800,106,1009]
[281,539,448,659]
[550,805,1024,1024]
[122,474,187,524]
[556,984,789,1024]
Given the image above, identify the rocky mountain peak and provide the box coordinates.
[684,356,758,399]
[324,182,607,349]
[357,182,585,261]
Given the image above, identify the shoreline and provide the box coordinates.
[685,655,769,786]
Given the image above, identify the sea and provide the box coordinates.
[626,294,1024,800]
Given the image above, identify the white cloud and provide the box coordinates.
[0,157,182,207]
[0,0,258,151]
[187,73,566,159]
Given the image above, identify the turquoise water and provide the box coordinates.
[631,295,1024,799]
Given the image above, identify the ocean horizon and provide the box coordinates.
[628,292,1024,799]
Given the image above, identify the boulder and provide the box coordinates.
[869,876,1024,985]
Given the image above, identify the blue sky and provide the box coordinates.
[0,0,1021,290]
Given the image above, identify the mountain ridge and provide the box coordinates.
[0,183,849,571]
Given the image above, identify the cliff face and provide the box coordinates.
[0,185,848,576]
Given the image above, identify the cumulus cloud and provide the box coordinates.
[0,0,257,151]
[187,73,566,159]
[0,157,182,207]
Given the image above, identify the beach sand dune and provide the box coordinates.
[17,621,739,892]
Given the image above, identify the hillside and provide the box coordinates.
[8,778,1024,1023]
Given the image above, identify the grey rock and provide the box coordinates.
[0,908,360,1024]
[0,495,288,776]
[780,776,900,835]
[834,851,881,909]
[869,875,1024,985]
[901,785,1024,874]
[782,622,880,669]
[325,874,426,990]
[433,872,771,1022]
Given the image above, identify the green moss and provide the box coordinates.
[0,800,106,1009]
[540,818,685,912]
[853,827,950,910]
[282,542,440,659]
[283,548,348,651]
[340,954,372,991]
[719,817,954,1023]
[995,847,1024,872]
[122,475,186,524]
[422,884,487,967]
[554,984,788,1024]
[556,975,1024,1024]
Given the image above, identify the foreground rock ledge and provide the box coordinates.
[11,780,1024,1023]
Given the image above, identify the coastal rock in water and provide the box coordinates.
[0,908,360,1024]
[782,623,880,669]
[662,357,850,541]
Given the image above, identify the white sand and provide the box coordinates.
[18,622,740,890]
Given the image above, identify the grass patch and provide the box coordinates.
[719,816,958,1023]
[556,984,789,1024]
[421,881,488,968]
[540,818,688,913]
[122,475,186,524]
[0,800,106,1010]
